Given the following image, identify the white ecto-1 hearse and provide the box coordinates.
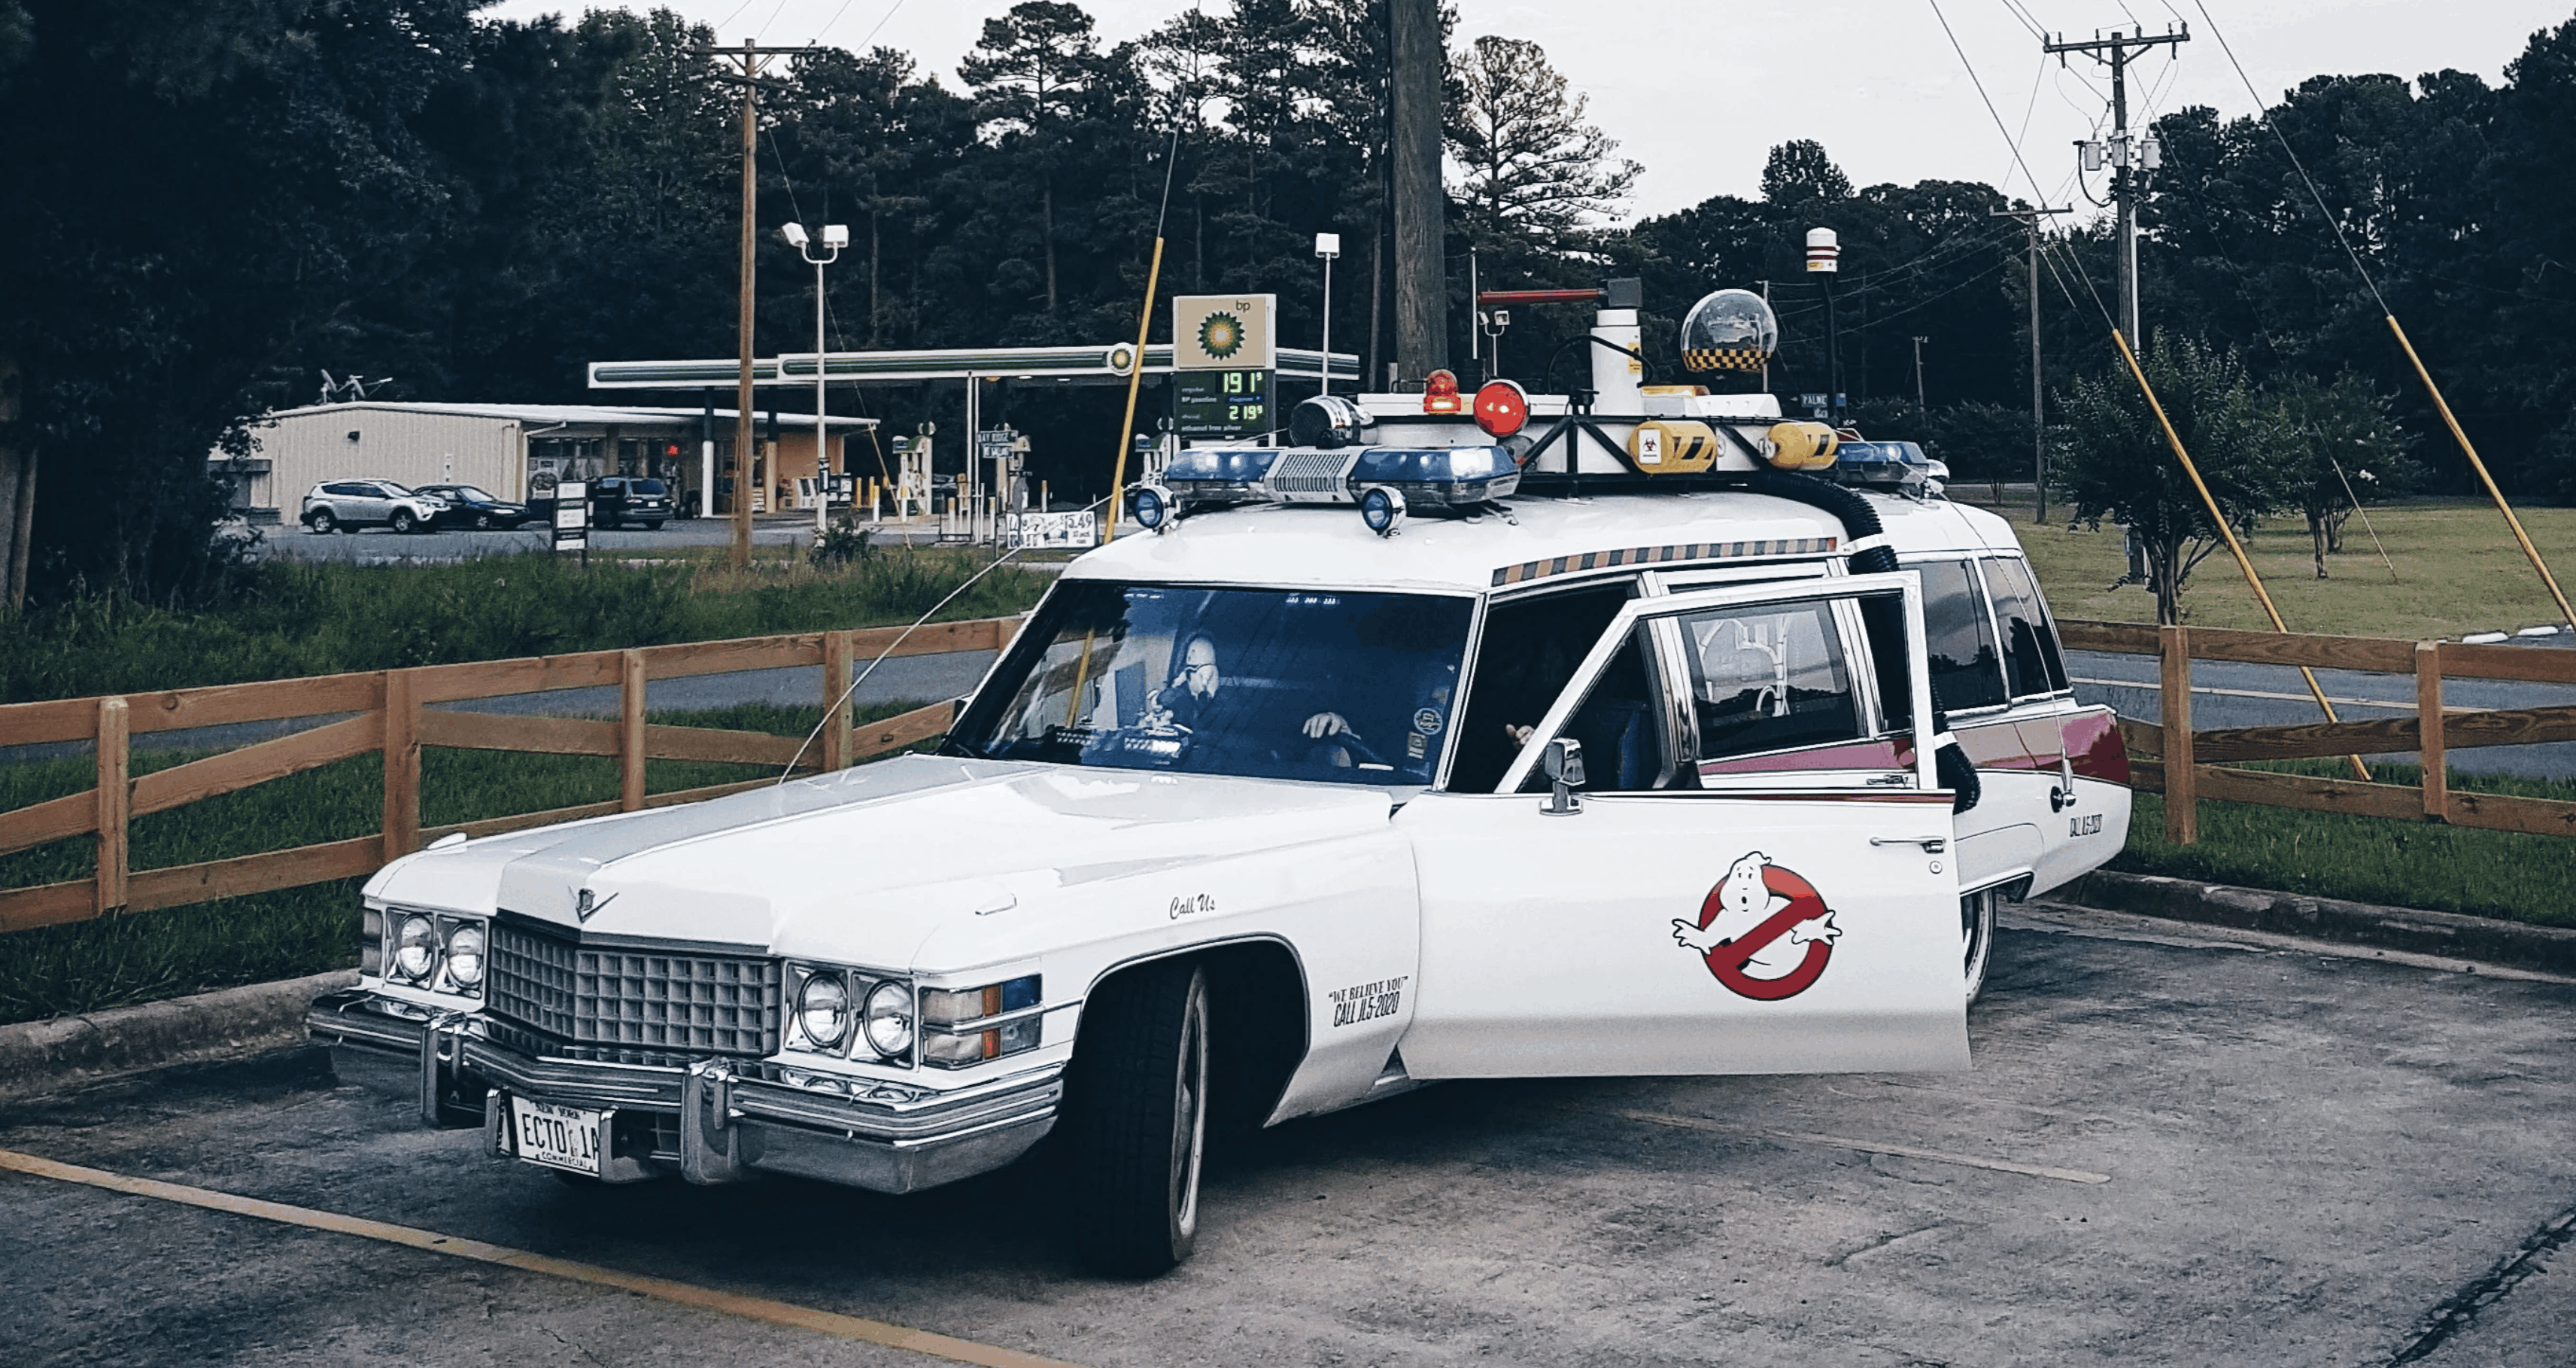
[311,282,2129,1276]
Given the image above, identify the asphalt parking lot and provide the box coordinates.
[3,904,2570,1368]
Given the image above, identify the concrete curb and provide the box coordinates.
[2059,871,2576,977]
[0,969,357,1104]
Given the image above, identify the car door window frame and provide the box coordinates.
[1496,572,1939,798]
[1979,554,2072,701]
[1903,554,2014,719]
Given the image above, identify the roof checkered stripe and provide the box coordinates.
[1490,537,1839,587]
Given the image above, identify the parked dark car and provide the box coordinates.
[413,484,536,530]
[588,476,673,529]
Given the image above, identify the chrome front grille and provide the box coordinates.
[488,918,781,1059]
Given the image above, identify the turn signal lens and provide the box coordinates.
[393,915,438,982]
[1472,379,1528,437]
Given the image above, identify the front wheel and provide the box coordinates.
[1961,887,1998,1004]
[640,521,664,531]
[1070,960,1210,1278]
[474,512,494,530]
[389,508,417,534]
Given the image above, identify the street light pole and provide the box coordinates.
[1316,233,1341,397]
[782,222,847,540]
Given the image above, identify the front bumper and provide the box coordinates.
[308,988,1060,1194]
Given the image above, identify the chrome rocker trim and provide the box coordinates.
[308,990,1061,1195]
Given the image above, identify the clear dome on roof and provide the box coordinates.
[1678,288,1779,372]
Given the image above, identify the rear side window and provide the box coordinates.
[1982,557,2069,697]
[1675,599,1863,761]
[1916,560,2007,711]
[324,482,369,496]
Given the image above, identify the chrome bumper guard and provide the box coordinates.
[308,989,1060,1194]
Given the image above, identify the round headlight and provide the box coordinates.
[445,923,486,989]
[393,914,438,981]
[798,972,852,1049]
[1359,485,1408,537]
[863,980,915,1059]
[1129,482,1172,532]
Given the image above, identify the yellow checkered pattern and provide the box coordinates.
[1682,346,1772,372]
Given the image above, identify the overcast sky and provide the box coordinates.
[483,0,2576,220]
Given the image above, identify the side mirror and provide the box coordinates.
[1541,737,1586,816]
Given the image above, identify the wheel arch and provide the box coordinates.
[1074,935,1311,1138]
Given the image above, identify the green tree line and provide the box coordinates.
[5,0,2576,606]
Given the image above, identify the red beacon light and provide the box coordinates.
[1421,368,1466,415]
[1472,379,1529,437]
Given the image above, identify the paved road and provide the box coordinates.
[2069,647,2576,781]
[3,904,2568,1366]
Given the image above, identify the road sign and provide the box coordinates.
[1002,510,1098,550]
[1175,369,1273,439]
[1173,295,1276,369]
[552,482,588,552]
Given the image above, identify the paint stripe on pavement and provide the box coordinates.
[0,1147,1084,1368]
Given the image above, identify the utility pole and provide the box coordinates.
[1992,204,2070,522]
[1910,336,1930,412]
[2047,25,2186,346]
[704,39,791,570]
[1389,0,1447,384]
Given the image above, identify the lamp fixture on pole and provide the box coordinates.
[784,222,849,538]
[1315,233,1341,396]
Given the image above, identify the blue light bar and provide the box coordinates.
[1345,446,1520,505]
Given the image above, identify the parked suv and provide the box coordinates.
[589,476,673,529]
[300,480,452,534]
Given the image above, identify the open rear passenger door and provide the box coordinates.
[1394,571,1970,1078]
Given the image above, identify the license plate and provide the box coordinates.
[510,1097,607,1176]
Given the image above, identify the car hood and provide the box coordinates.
[367,755,1395,970]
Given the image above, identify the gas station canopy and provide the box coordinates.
[589,344,1361,390]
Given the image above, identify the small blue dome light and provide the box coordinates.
[1358,485,1407,537]
[1129,482,1174,531]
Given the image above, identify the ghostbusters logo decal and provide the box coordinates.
[1671,852,1841,1000]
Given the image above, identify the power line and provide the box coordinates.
[1924,0,2054,206]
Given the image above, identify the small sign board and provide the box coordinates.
[1002,510,1099,550]
[552,481,588,551]
[1175,368,1273,439]
[1173,295,1276,370]
[977,427,1019,462]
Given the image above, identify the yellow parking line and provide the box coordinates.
[0,1148,1083,1368]
[1620,1111,2113,1184]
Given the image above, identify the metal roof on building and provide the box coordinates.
[248,401,876,428]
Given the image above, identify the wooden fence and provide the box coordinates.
[0,616,1022,935]
[2061,619,2576,845]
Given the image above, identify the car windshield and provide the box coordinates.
[379,482,418,496]
[953,581,1474,787]
[451,485,498,503]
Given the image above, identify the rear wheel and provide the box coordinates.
[1961,887,1998,1004]
[1070,960,1210,1278]
[640,521,664,530]
[305,509,336,534]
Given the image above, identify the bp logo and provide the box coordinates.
[1670,851,1840,1000]
[1197,312,1246,360]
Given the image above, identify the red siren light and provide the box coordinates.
[1473,379,1529,437]
[1422,368,1466,415]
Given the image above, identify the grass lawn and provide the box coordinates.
[2111,760,2576,929]
[0,702,921,1026]
[1964,494,2576,640]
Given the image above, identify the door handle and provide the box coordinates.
[1870,835,1948,853]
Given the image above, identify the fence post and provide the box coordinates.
[2417,640,2447,822]
[2159,625,2196,845]
[95,696,128,914]
[382,669,420,859]
[824,631,854,770]
[621,649,648,810]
